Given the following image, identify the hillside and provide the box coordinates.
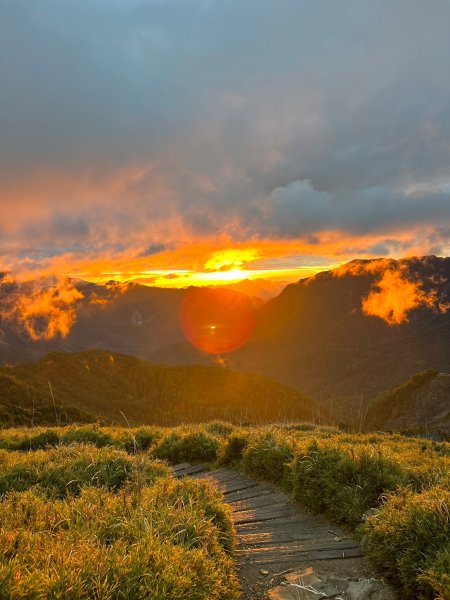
[364,370,450,436]
[0,350,317,427]
[0,279,264,363]
[159,255,450,422]
[3,256,450,424]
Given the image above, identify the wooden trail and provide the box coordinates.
[172,464,365,599]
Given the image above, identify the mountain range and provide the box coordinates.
[0,350,316,427]
[2,256,450,424]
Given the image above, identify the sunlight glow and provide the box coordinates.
[180,287,256,354]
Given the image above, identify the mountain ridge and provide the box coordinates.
[0,349,317,427]
[2,256,450,423]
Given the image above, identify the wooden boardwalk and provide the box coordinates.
[172,464,365,599]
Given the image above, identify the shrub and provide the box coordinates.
[290,443,406,526]
[16,430,60,451]
[0,479,239,599]
[363,486,450,599]
[122,428,161,453]
[419,546,450,600]
[153,431,219,463]
[205,421,235,436]
[217,433,248,466]
[242,431,293,486]
[0,446,169,498]
[60,427,114,448]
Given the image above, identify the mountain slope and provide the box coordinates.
[364,370,450,435]
[152,256,450,421]
[0,350,317,427]
[0,280,263,365]
[3,256,450,424]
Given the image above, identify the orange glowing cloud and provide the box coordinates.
[362,269,435,324]
[2,239,339,289]
[2,278,84,341]
[333,257,450,325]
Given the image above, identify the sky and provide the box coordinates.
[1,0,450,287]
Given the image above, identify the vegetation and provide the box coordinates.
[0,422,448,598]
[364,369,441,432]
[0,438,238,599]
[0,350,317,427]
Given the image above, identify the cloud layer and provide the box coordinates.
[2,0,450,277]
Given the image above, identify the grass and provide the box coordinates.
[0,440,239,599]
[0,423,448,598]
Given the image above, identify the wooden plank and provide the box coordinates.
[233,505,297,525]
[236,538,361,557]
[195,472,259,494]
[205,470,262,489]
[173,465,205,477]
[197,469,243,482]
[179,466,365,577]
[172,462,192,472]
[229,492,289,511]
[238,546,364,565]
[238,531,344,547]
[224,485,278,503]
[236,518,330,537]
[217,480,260,495]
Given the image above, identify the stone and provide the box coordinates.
[361,508,380,522]
[346,578,387,599]
[267,568,345,600]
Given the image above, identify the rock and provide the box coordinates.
[327,577,350,592]
[362,508,380,522]
[347,578,396,600]
[260,569,270,576]
[266,570,397,600]
[267,569,345,600]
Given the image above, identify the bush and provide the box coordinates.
[419,546,450,600]
[153,431,219,463]
[16,430,60,451]
[0,446,169,498]
[217,433,248,466]
[205,421,235,436]
[60,427,115,448]
[290,443,406,526]
[122,428,161,453]
[0,479,239,599]
[241,431,293,486]
[363,487,450,599]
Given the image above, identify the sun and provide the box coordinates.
[203,249,261,272]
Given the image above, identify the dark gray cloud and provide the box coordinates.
[1,0,450,269]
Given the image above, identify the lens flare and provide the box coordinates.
[180,288,256,354]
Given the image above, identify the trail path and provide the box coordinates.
[172,464,395,600]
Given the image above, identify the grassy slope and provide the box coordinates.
[0,422,448,599]
[0,441,239,599]
[0,350,317,427]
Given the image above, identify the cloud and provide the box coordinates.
[1,278,84,340]
[335,258,449,325]
[1,0,450,276]
[362,269,437,325]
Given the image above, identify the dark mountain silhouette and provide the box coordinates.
[0,350,317,427]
